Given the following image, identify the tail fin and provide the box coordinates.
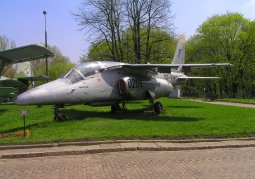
[13,62,34,78]
[171,34,185,64]
[14,62,34,91]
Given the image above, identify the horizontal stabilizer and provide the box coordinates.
[18,76,51,81]
[0,79,26,87]
[0,87,16,97]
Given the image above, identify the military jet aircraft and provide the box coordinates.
[14,35,232,122]
[0,44,54,102]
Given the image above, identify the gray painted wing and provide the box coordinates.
[122,63,233,74]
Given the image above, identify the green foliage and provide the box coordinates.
[1,99,255,144]
[31,44,76,86]
[75,0,175,64]
[0,35,16,77]
[184,12,255,97]
[85,28,176,64]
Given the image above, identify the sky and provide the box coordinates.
[1,0,255,64]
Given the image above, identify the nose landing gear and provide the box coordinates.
[54,106,67,122]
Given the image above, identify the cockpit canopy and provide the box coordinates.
[59,61,124,84]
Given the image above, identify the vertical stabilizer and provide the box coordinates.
[171,34,185,64]
[14,62,34,78]
[14,62,34,90]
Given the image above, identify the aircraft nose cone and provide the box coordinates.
[14,88,55,105]
[14,91,31,105]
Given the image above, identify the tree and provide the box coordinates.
[84,28,176,64]
[73,0,175,64]
[124,0,174,63]
[0,35,16,78]
[0,35,16,51]
[73,0,123,61]
[31,44,75,86]
[185,12,255,97]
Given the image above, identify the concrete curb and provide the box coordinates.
[1,138,254,150]
[0,138,255,159]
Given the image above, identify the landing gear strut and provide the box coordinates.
[147,90,163,115]
[111,101,127,114]
[54,107,67,122]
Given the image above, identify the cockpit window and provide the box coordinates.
[58,61,123,82]
[59,69,71,79]
[100,61,121,68]
[75,62,101,77]
[65,70,83,83]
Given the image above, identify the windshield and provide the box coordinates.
[58,61,124,83]
[75,62,101,77]
[65,70,83,83]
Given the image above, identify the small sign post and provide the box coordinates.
[20,110,29,138]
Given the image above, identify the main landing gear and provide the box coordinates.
[54,106,67,122]
[110,90,164,115]
[110,100,163,115]
[146,90,164,115]
[153,101,163,114]
[111,101,127,114]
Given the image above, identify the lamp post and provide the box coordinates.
[43,10,48,81]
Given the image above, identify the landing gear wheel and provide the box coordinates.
[153,102,163,114]
[111,103,120,114]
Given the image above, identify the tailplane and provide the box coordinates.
[171,34,185,65]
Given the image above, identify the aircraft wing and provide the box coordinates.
[178,76,219,79]
[18,76,51,81]
[122,63,233,74]
[0,44,54,64]
[0,79,26,87]
[0,87,16,97]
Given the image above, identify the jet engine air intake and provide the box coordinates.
[118,76,142,96]
[119,79,126,94]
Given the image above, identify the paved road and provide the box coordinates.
[187,99,255,108]
[205,101,255,108]
[1,147,255,179]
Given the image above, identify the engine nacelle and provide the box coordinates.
[119,76,173,100]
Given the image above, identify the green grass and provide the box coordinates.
[0,98,255,145]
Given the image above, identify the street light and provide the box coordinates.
[43,10,48,81]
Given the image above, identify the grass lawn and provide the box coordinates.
[0,98,255,145]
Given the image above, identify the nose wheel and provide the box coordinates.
[54,107,67,122]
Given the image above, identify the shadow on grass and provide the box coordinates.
[0,109,8,114]
[1,106,205,134]
[61,108,206,122]
[0,121,55,134]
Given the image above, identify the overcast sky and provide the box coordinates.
[1,0,255,64]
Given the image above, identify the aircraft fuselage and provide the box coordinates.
[14,61,174,106]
